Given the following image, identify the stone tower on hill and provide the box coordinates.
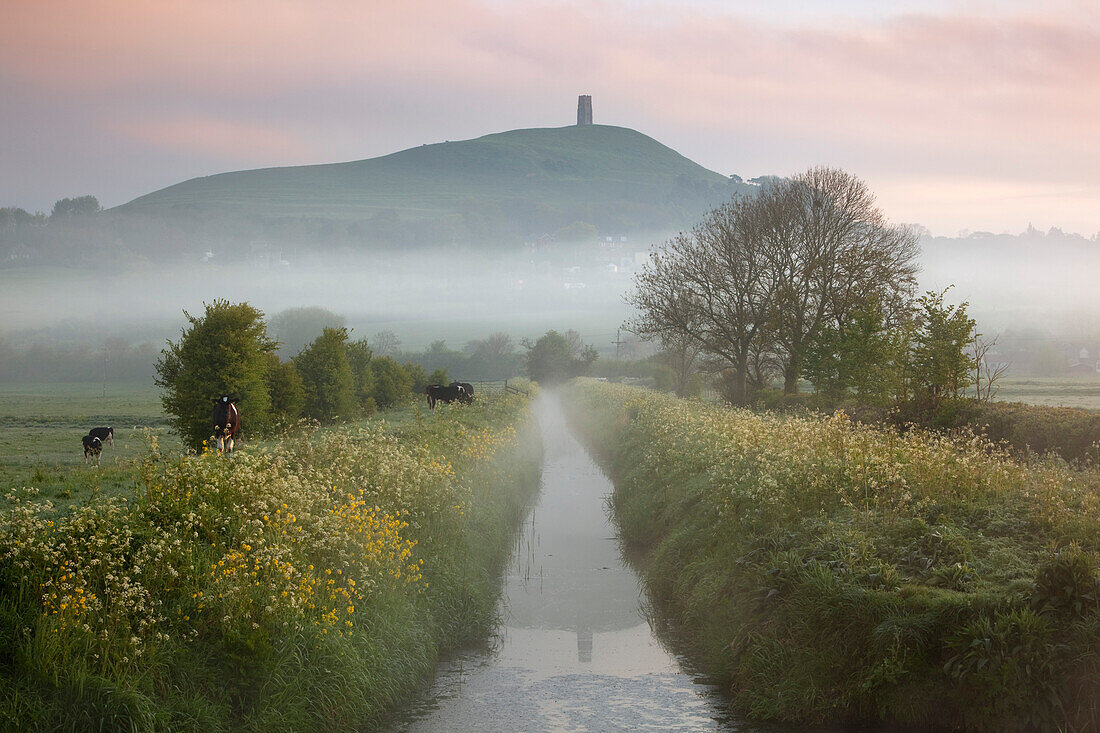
[577,95,593,125]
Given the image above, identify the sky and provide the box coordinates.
[1,0,1097,237]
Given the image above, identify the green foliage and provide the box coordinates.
[0,393,539,731]
[402,362,429,395]
[345,338,376,417]
[427,368,449,386]
[1032,544,1100,617]
[564,380,1100,729]
[523,330,597,385]
[370,357,414,410]
[910,288,976,409]
[293,327,356,423]
[803,299,906,402]
[154,300,277,451]
[265,354,304,425]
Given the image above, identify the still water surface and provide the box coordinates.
[384,395,785,732]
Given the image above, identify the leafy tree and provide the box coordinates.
[268,306,346,358]
[465,332,520,380]
[910,288,976,409]
[803,298,907,402]
[403,362,432,395]
[49,195,100,220]
[524,329,597,385]
[768,168,918,394]
[370,356,414,409]
[266,354,305,424]
[293,327,356,423]
[155,300,277,451]
[346,338,377,416]
[427,368,449,386]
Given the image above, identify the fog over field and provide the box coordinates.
[3,226,1097,364]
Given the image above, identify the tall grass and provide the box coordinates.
[0,392,540,731]
[564,380,1100,730]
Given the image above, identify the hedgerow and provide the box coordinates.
[0,392,539,731]
[564,380,1100,730]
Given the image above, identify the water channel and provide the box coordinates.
[384,395,788,732]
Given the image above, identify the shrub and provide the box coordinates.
[293,327,357,423]
[154,300,278,451]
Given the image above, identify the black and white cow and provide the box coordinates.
[88,426,114,446]
[426,383,467,410]
[449,381,474,405]
[82,435,103,466]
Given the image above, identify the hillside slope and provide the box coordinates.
[113,125,747,246]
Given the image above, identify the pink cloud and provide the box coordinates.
[1,0,1098,231]
[115,116,315,162]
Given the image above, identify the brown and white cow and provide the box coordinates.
[211,396,241,453]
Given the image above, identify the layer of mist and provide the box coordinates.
[3,228,1097,382]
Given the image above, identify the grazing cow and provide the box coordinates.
[426,383,466,410]
[450,381,474,404]
[88,426,114,446]
[211,396,241,453]
[82,435,103,466]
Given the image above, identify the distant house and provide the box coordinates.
[525,233,554,252]
[1067,345,1100,375]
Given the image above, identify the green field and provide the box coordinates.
[0,381,173,507]
[994,376,1100,410]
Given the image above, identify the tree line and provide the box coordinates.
[155,301,439,450]
[154,300,599,451]
[629,167,982,408]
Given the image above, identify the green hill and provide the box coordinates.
[113,125,748,247]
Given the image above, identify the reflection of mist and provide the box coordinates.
[577,627,593,663]
[503,394,647,633]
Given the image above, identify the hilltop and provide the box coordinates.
[112,125,748,249]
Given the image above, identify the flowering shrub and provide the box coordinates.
[0,393,538,730]
[564,380,1100,730]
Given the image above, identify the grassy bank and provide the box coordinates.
[0,391,540,731]
[564,380,1100,730]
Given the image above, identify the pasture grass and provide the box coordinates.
[564,379,1100,730]
[0,381,174,510]
[0,386,541,731]
[994,376,1100,411]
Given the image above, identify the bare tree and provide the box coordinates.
[769,168,920,394]
[369,330,400,356]
[972,333,1010,401]
[627,194,781,404]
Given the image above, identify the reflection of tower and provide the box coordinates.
[577,95,593,125]
[577,627,593,663]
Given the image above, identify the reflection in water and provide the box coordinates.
[576,627,592,664]
[382,394,775,732]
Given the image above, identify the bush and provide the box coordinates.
[293,327,357,423]
[154,300,277,451]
